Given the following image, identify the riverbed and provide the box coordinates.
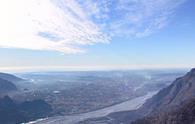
[26,91,157,124]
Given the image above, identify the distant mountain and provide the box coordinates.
[0,96,52,124]
[0,78,17,93]
[0,72,23,82]
[132,68,195,124]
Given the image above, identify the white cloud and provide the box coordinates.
[0,0,109,53]
[0,0,186,53]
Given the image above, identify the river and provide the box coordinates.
[26,91,157,124]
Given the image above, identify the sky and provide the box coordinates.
[0,0,195,72]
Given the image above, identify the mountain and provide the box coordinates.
[0,72,23,82]
[132,98,195,124]
[0,78,17,93]
[131,68,195,124]
[138,68,195,112]
[0,96,52,124]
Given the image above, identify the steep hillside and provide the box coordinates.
[0,72,23,82]
[132,98,195,124]
[139,68,195,113]
[0,78,17,93]
[0,96,52,124]
[132,68,195,124]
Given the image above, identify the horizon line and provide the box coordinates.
[0,65,193,73]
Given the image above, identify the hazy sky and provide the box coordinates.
[0,0,195,72]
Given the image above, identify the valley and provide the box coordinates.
[0,69,187,124]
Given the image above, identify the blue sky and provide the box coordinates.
[0,0,195,72]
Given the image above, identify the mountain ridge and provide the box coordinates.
[0,72,23,82]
